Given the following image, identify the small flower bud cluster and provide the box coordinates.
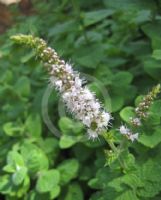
[11,34,111,139]
[119,84,160,142]
[135,84,160,119]
[130,117,141,127]
[119,125,138,142]
[130,84,160,127]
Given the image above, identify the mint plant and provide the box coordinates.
[11,34,161,174]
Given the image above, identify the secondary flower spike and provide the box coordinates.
[11,34,111,139]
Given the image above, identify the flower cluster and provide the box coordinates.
[119,125,138,142]
[11,34,111,139]
[129,84,160,128]
[130,117,141,127]
[135,84,160,119]
[119,84,160,142]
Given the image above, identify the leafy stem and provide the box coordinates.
[103,132,127,172]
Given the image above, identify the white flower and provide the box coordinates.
[87,129,98,140]
[135,108,139,112]
[129,133,138,142]
[119,125,130,135]
[55,80,62,91]
[74,76,82,88]
[131,117,141,126]
[90,101,100,111]
[64,63,73,73]
[83,88,94,100]
[101,112,111,126]
[83,116,91,127]
[119,125,139,142]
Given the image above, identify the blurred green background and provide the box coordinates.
[0,0,161,200]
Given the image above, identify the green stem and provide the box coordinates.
[119,137,128,152]
[103,133,127,171]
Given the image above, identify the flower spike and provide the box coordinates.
[11,34,111,139]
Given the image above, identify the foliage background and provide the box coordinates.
[0,0,161,199]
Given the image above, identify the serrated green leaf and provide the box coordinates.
[59,135,77,149]
[59,117,83,135]
[58,159,79,185]
[138,128,161,148]
[14,76,31,97]
[58,117,74,134]
[20,142,49,174]
[20,50,35,63]
[136,160,161,198]
[64,183,83,200]
[12,167,27,186]
[144,58,161,80]
[25,113,42,138]
[111,94,124,112]
[138,159,161,182]
[3,122,23,136]
[133,10,151,24]
[0,175,11,193]
[142,21,161,49]
[137,181,161,198]
[73,43,104,68]
[50,185,61,199]
[112,72,133,86]
[7,151,24,169]
[36,170,60,193]
[152,49,161,60]
[150,100,161,116]
[39,137,59,154]
[115,190,139,200]
[120,107,136,123]
[48,20,77,36]
[83,9,114,26]
[104,0,156,11]
[3,165,15,173]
